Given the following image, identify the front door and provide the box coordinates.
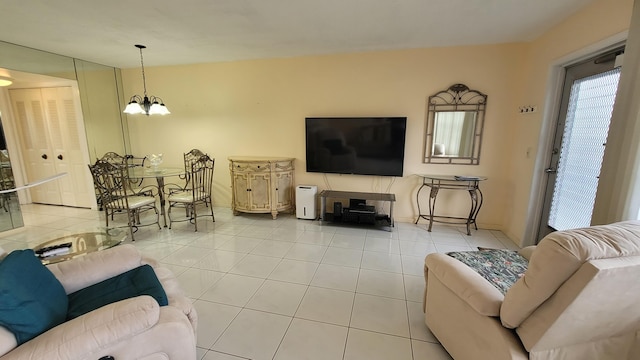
[537,47,624,241]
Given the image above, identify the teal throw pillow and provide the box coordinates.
[0,249,68,344]
[67,264,168,320]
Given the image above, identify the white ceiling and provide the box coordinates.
[0,0,595,69]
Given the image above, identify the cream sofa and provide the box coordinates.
[423,221,640,360]
[0,244,197,360]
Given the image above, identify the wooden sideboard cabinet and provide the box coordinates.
[228,156,295,219]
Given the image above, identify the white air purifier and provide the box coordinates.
[296,185,317,219]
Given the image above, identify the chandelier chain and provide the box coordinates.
[138,46,148,97]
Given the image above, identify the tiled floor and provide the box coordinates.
[0,204,519,360]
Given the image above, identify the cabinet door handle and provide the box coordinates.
[41,154,48,159]
[57,154,63,160]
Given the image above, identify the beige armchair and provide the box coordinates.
[423,221,640,360]
[0,244,197,360]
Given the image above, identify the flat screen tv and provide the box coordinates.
[305,117,407,177]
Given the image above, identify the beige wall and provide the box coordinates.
[121,0,633,245]
[123,43,526,230]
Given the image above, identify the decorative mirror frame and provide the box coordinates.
[423,83,488,164]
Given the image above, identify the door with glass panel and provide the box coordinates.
[537,47,624,241]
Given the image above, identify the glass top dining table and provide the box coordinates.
[128,167,185,227]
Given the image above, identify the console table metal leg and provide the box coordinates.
[427,187,439,232]
[415,183,427,224]
[389,201,395,227]
[466,186,483,235]
[466,189,475,235]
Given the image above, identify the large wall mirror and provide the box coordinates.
[423,83,487,164]
[0,40,128,232]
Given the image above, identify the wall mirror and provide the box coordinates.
[0,116,23,231]
[423,83,487,164]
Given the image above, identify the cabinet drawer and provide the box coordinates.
[273,161,294,171]
[231,162,271,173]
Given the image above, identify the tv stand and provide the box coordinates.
[319,190,395,227]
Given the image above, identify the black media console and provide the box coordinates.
[319,190,395,228]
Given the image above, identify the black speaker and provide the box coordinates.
[333,202,343,216]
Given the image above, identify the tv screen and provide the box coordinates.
[305,117,407,177]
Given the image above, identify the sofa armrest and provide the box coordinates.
[47,244,143,294]
[425,253,504,316]
[2,296,159,360]
[518,246,536,261]
[142,257,198,333]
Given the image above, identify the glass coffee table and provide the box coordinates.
[32,228,126,265]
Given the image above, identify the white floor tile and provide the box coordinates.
[176,268,225,299]
[363,237,400,254]
[397,229,431,242]
[310,263,359,291]
[407,301,439,342]
[343,328,412,360]
[162,246,213,267]
[321,247,362,268]
[267,228,304,242]
[189,233,235,249]
[350,293,409,337]
[194,250,247,272]
[412,339,453,359]
[296,231,334,246]
[334,227,368,236]
[215,236,262,253]
[274,318,348,360]
[295,286,355,326]
[366,228,399,239]
[356,269,405,299]
[228,253,281,278]
[330,233,366,250]
[360,251,402,273]
[399,240,437,256]
[404,274,425,302]
[431,232,470,246]
[401,255,426,276]
[238,225,274,239]
[200,273,264,306]
[250,239,294,257]
[284,243,328,262]
[193,300,241,349]
[137,242,184,260]
[434,243,474,253]
[202,350,246,360]
[213,308,291,360]
[268,259,319,285]
[246,279,307,316]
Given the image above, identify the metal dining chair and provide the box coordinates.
[181,149,206,188]
[167,155,215,231]
[89,160,160,240]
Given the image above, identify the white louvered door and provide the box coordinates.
[10,87,93,208]
[538,48,624,241]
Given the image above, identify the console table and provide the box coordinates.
[319,190,395,227]
[415,175,486,235]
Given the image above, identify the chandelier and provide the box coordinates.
[123,44,170,116]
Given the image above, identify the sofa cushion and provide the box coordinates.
[501,220,640,328]
[0,249,69,344]
[67,264,168,320]
[447,249,528,295]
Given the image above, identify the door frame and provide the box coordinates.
[521,32,627,247]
